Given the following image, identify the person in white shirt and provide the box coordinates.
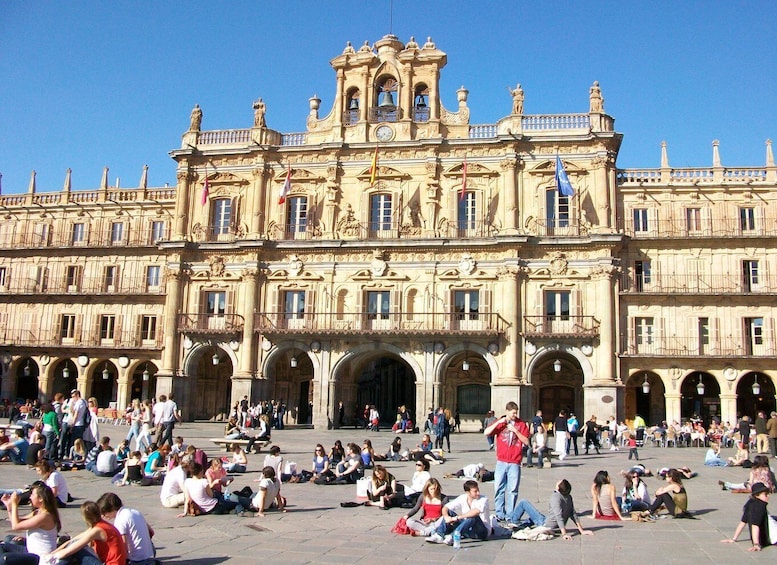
[426,480,490,545]
[95,446,119,477]
[36,460,69,507]
[97,492,156,564]
[160,395,180,447]
[160,456,190,508]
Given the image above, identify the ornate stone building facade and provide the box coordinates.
[1,35,775,428]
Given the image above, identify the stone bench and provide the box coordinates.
[209,437,272,454]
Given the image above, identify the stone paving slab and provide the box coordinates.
[1,421,775,563]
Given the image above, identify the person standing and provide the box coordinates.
[553,410,569,461]
[239,396,249,427]
[484,401,530,522]
[584,415,601,455]
[767,411,777,457]
[567,412,579,456]
[754,411,768,454]
[738,415,752,449]
[160,395,180,447]
[69,389,89,453]
[483,411,497,450]
[337,401,345,428]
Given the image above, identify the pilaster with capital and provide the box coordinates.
[173,171,195,240]
[500,157,518,232]
[334,69,345,128]
[160,268,185,378]
[664,393,681,425]
[497,266,521,382]
[719,393,738,426]
[591,265,618,383]
[238,268,260,375]
[249,165,267,237]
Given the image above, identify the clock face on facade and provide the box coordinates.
[375,125,394,142]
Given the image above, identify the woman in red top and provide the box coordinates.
[404,478,446,536]
[49,500,127,565]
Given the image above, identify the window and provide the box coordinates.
[366,290,390,320]
[457,192,477,235]
[742,260,759,292]
[454,290,479,319]
[212,199,232,236]
[698,317,710,355]
[104,266,117,290]
[0,267,6,288]
[739,207,756,231]
[635,317,655,347]
[546,189,570,232]
[745,317,764,353]
[140,315,157,341]
[66,266,81,289]
[286,197,308,236]
[457,384,490,415]
[146,265,161,288]
[633,209,649,232]
[634,260,651,292]
[204,291,227,330]
[100,315,116,340]
[686,208,701,232]
[72,223,85,245]
[544,290,571,333]
[151,221,166,243]
[61,314,76,339]
[369,194,393,236]
[111,222,124,245]
[283,290,306,329]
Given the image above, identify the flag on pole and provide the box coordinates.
[369,145,378,185]
[555,155,575,197]
[460,155,468,202]
[278,163,292,205]
[201,167,209,206]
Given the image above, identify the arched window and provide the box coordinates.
[344,89,360,125]
[371,76,399,123]
[413,84,429,122]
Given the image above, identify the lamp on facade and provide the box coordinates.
[290,350,298,369]
[641,373,650,394]
[142,364,150,382]
[462,349,469,372]
[752,374,761,395]
[211,352,220,366]
[696,374,705,396]
[102,363,110,380]
[553,359,562,373]
[23,361,31,377]
[62,365,70,379]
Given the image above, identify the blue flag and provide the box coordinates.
[555,156,575,197]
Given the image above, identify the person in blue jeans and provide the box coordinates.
[508,479,593,540]
[425,480,490,545]
[484,401,530,521]
[0,429,29,465]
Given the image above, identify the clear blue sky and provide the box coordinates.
[2,1,776,193]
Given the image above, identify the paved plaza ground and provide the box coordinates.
[2,420,776,564]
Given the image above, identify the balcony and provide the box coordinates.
[0,328,164,350]
[621,274,777,295]
[177,314,244,336]
[522,316,600,338]
[618,217,777,239]
[192,225,239,244]
[0,225,171,250]
[621,335,777,357]
[0,277,165,297]
[523,219,587,237]
[368,107,401,123]
[254,312,507,337]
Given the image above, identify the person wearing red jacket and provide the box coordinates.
[484,401,530,521]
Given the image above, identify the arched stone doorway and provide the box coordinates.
[270,348,315,425]
[186,345,233,421]
[736,372,776,418]
[51,360,78,399]
[16,358,39,401]
[341,354,416,427]
[91,361,118,408]
[129,363,158,403]
[446,349,491,429]
[532,355,583,423]
[624,371,665,425]
[680,371,720,423]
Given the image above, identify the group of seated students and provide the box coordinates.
[0,483,157,565]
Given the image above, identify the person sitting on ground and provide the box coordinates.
[84,436,104,473]
[386,437,403,462]
[205,457,232,494]
[591,470,623,520]
[316,443,363,484]
[0,483,61,559]
[235,466,285,517]
[224,443,248,473]
[94,437,120,477]
[179,462,236,516]
[704,442,727,467]
[425,480,490,545]
[36,460,69,508]
[507,479,593,541]
[719,454,775,492]
[170,436,186,456]
[727,441,751,467]
[409,434,444,464]
[115,440,130,465]
[116,451,143,486]
[404,459,432,501]
[26,433,46,467]
[404,478,447,537]
[62,438,87,470]
[262,445,283,479]
[298,444,329,483]
[443,463,494,482]
[361,440,376,468]
[160,455,190,509]
[621,469,651,513]
[144,443,169,479]
[365,465,401,509]
[48,500,127,565]
[526,423,550,468]
[721,482,772,552]
[643,468,691,518]
[0,428,29,465]
[328,440,345,468]
[97,492,156,564]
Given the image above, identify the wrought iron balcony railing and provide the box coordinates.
[621,334,776,357]
[0,328,164,349]
[177,314,245,335]
[0,277,165,296]
[620,274,777,295]
[522,316,600,338]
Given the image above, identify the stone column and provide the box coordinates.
[156,268,185,397]
[173,171,194,241]
[249,165,267,237]
[37,360,51,401]
[116,370,130,411]
[664,393,682,425]
[237,268,259,377]
[497,267,520,382]
[500,157,518,233]
[592,267,617,383]
[333,69,345,128]
[719,393,737,425]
